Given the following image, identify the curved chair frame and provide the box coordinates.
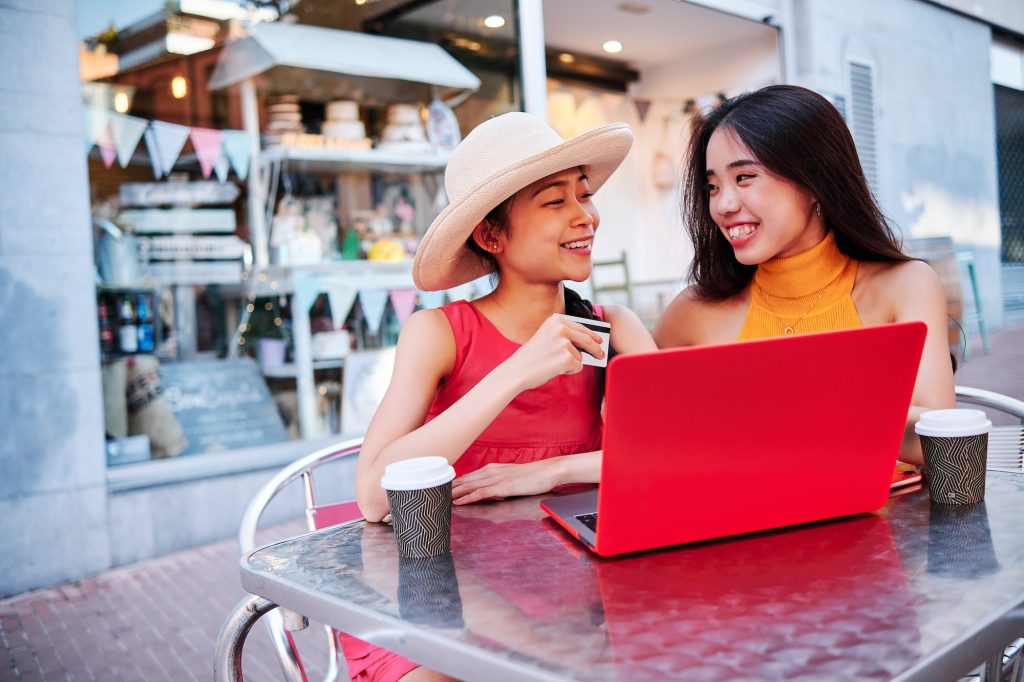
[238,437,364,682]
[955,385,1024,423]
[954,387,1024,682]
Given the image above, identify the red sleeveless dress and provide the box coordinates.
[342,299,606,682]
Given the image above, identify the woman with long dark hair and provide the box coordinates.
[653,85,954,465]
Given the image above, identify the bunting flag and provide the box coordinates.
[144,120,191,178]
[108,112,149,168]
[213,151,230,183]
[388,289,418,324]
[418,290,446,309]
[632,98,652,124]
[95,122,117,168]
[327,285,358,330]
[222,130,252,180]
[189,127,223,179]
[141,126,162,179]
[84,106,110,148]
[292,271,319,315]
[358,289,389,336]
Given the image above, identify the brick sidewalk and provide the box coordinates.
[3,323,1022,682]
[0,518,330,682]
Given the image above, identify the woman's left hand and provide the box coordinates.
[451,459,563,505]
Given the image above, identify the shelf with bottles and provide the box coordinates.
[97,286,162,360]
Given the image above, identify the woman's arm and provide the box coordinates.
[450,306,654,505]
[356,311,605,521]
[885,260,957,465]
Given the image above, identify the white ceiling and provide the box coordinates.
[542,0,777,69]
[389,0,777,70]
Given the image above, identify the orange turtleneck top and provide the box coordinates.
[738,231,862,340]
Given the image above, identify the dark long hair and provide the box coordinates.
[684,85,910,300]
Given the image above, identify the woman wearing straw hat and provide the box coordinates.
[356,112,655,523]
[349,112,654,680]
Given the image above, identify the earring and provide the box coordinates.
[815,203,822,217]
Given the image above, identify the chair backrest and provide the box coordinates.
[955,386,1024,423]
[238,437,364,682]
[591,251,634,309]
[955,386,1023,475]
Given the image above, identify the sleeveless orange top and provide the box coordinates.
[424,300,604,477]
[739,231,862,340]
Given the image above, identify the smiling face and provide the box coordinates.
[477,167,599,284]
[705,127,826,265]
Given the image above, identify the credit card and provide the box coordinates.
[556,314,611,367]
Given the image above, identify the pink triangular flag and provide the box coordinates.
[96,122,117,168]
[388,289,417,324]
[632,98,652,124]
[189,127,223,179]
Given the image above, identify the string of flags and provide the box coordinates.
[83,105,253,183]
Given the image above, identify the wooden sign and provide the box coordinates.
[120,180,240,207]
[119,208,236,233]
[159,358,288,456]
[141,235,248,260]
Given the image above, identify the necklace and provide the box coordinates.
[753,266,846,335]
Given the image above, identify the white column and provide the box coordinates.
[517,0,548,117]
[240,78,269,267]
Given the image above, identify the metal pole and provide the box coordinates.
[213,595,278,682]
[240,78,268,268]
[516,0,547,117]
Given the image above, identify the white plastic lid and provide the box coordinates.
[380,456,456,491]
[914,408,992,437]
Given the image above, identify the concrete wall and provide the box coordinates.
[790,0,1004,326]
[0,0,112,596]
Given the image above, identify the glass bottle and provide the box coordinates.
[136,293,154,353]
[118,295,138,354]
[98,298,116,355]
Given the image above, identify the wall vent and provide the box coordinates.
[848,60,879,197]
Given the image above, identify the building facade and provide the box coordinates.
[1,0,1021,596]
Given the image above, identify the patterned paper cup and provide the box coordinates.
[916,409,992,505]
[381,457,456,558]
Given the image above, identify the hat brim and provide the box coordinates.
[412,122,633,291]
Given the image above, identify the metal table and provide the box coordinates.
[218,472,1024,681]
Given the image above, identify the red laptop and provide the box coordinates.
[541,321,926,556]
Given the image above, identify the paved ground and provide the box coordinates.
[2,324,1022,682]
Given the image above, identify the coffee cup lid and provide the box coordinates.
[915,408,992,437]
[381,456,456,491]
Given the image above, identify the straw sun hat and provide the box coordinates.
[412,112,633,291]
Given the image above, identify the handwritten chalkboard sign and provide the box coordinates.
[159,358,289,456]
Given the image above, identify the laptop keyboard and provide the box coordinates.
[575,513,598,532]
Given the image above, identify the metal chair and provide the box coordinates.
[237,437,365,682]
[957,253,991,359]
[954,387,1024,682]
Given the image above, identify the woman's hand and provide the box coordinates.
[503,314,604,391]
[451,459,566,505]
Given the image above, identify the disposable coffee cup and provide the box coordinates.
[915,409,991,505]
[381,457,456,558]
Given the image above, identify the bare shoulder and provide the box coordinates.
[857,260,946,321]
[652,286,747,348]
[394,308,456,374]
[600,304,657,354]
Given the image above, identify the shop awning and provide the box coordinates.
[208,22,481,101]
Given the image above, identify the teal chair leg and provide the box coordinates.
[957,252,991,359]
